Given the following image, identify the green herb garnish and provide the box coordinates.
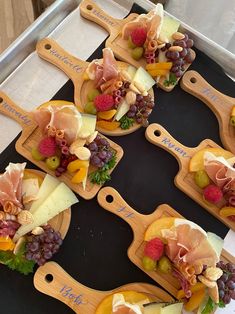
[120,115,134,129]
[201,297,218,314]
[89,154,117,185]
[0,244,35,275]
[163,73,177,87]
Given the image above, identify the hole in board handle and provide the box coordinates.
[106,195,113,203]
[45,274,53,283]
[154,130,161,137]
[45,44,51,50]
[0,97,3,103]
[86,4,93,10]
[190,77,197,83]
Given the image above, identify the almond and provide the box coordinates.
[198,275,216,288]
[169,46,183,52]
[18,210,34,225]
[74,146,91,160]
[203,267,223,282]
[129,83,140,94]
[158,43,166,49]
[31,226,44,235]
[172,32,185,40]
[125,91,136,106]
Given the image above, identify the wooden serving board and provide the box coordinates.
[36,37,153,137]
[97,187,235,297]
[181,70,235,154]
[145,123,235,231]
[34,261,173,313]
[24,169,71,239]
[79,0,196,92]
[0,91,123,200]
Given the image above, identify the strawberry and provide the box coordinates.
[203,185,223,204]
[38,137,56,157]
[144,237,164,261]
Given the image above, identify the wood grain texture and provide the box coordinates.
[0,0,34,53]
[0,91,124,200]
[181,70,235,154]
[97,187,235,298]
[34,261,174,313]
[79,0,196,92]
[145,123,235,231]
[36,37,153,136]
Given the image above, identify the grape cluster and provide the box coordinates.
[0,220,20,237]
[126,93,155,127]
[216,261,235,305]
[164,34,194,78]
[88,135,114,168]
[25,225,63,266]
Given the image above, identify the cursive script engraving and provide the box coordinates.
[201,87,224,106]
[1,101,31,125]
[49,49,83,73]
[161,137,189,158]
[60,285,87,306]
[91,8,116,26]
[117,207,134,218]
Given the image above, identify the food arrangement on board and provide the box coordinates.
[0,163,78,274]
[79,0,196,91]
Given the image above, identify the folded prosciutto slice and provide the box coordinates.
[162,223,218,291]
[0,163,26,208]
[86,48,119,87]
[33,105,82,145]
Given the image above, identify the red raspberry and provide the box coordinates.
[130,27,147,47]
[203,184,223,204]
[94,94,114,112]
[144,237,164,261]
[229,215,235,222]
[38,137,56,157]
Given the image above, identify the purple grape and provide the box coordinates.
[174,40,187,48]
[170,51,180,60]
[136,94,143,102]
[183,33,189,41]
[226,263,235,273]
[217,261,226,270]
[98,161,105,168]
[165,43,171,49]
[124,82,130,89]
[98,150,107,160]
[91,155,101,167]
[229,274,235,282]
[38,258,46,266]
[142,119,149,127]
[174,58,184,66]
[142,111,150,118]
[223,293,231,304]
[179,48,188,58]
[30,242,39,252]
[186,39,194,48]
[175,70,183,78]
[25,252,33,260]
[121,90,126,97]
[230,290,235,300]
[100,138,109,147]
[184,51,195,63]
[88,142,98,152]
[217,279,225,290]
[127,111,135,118]
[171,65,180,73]
[147,102,155,109]
[44,251,53,260]
[221,273,229,282]
[136,117,142,124]
[130,105,137,113]
[227,280,235,290]
[95,134,102,143]
[165,51,172,59]
[219,289,225,299]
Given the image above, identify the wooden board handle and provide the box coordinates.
[36,38,89,84]
[34,261,105,313]
[0,91,35,129]
[145,123,193,168]
[97,187,146,231]
[180,70,235,113]
[79,0,122,34]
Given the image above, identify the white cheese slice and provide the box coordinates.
[29,174,60,214]
[160,302,183,314]
[13,182,78,241]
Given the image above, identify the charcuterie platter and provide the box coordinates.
[34,261,174,314]
[145,123,235,230]
[36,38,155,136]
[0,92,123,199]
[97,186,235,306]
[80,0,196,92]
[181,70,235,155]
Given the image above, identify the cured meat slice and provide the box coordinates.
[0,163,26,208]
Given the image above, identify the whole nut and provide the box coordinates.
[203,267,223,282]
[18,210,34,225]
[157,43,166,49]
[198,275,216,288]
[31,226,44,235]
[172,32,185,40]
[169,46,183,52]
[74,146,91,160]
[125,91,136,106]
